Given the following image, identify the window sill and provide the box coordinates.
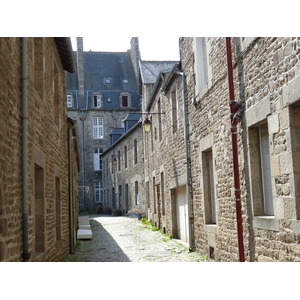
[253,216,280,231]
[291,220,300,235]
[205,224,217,234]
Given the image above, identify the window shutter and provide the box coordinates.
[97,95,101,108]
[260,124,274,215]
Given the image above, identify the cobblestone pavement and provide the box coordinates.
[66,215,207,262]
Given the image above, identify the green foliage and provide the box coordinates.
[197,255,208,262]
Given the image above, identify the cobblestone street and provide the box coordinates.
[66,215,207,262]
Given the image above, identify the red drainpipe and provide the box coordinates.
[225,37,245,262]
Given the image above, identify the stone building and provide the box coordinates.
[101,114,145,214]
[67,37,141,212]
[179,37,300,261]
[0,37,79,262]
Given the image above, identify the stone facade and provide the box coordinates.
[101,121,145,214]
[179,37,300,261]
[67,38,140,213]
[0,37,79,262]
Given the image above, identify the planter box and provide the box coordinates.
[128,213,142,220]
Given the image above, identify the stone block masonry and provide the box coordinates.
[0,38,79,262]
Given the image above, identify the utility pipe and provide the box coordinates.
[177,70,195,251]
[68,121,76,254]
[21,37,29,262]
[225,37,245,262]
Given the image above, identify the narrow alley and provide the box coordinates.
[66,215,207,262]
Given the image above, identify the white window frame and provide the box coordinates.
[67,94,73,107]
[94,182,103,203]
[93,117,104,139]
[135,181,139,205]
[94,148,103,171]
[259,124,274,216]
[93,94,103,108]
[194,37,210,96]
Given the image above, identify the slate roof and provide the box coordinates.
[67,51,137,91]
[139,61,179,84]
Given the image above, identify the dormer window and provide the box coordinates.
[122,95,128,107]
[120,92,131,107]
[123,79,128,84]
[67,94,73,108]
[105,79,111,84]
[93,94,103,108]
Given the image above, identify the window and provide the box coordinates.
[107,97,112,103]
[202,149,216,224]
[120,93,131,107]
[135,181,139,205]
[171,88,178,133]
[55,177,61,240]
[153,177,156,214]
[118,185,122,207]
[35,164,45,253]
[118,150,121,171]
[94,148,103,171]
[194,37,209,96]
[105,79,111,84]
[94,182,103,203]
[122,95,128,107]
[67,94,73,107]
[134,139,138,164]
[93,94,103,108]
[124,145,128,168]
[93,117,104,139]
[259,124,274,215]
[161,172,165,215]
[123,79,128,84]
[249,123,274,216]
[158,98,162,141]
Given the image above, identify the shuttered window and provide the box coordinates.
[259,124,274,215]
[93,117,104,139]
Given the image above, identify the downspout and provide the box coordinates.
[22,37,29,262]
[68,121,76,254]
[225,37,245,262]
[177,70,195,251]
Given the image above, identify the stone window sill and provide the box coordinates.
[205,224,217,234]
[253,216,280,231]
[291,220,300,235]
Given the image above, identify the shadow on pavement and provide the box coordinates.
[68,216,131,262]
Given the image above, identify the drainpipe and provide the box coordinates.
[68,121,76,254]
[225,37,245,262]
[177,70,195,251]
[21,37,29,262]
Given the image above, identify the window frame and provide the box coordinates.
[93,117,104,139]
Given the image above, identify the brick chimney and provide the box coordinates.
[76,37,85,108]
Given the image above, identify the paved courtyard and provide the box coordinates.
[66,215,207,262]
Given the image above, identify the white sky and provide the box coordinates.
[70,36,180,61]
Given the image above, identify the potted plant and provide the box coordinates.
[127,207,143,219]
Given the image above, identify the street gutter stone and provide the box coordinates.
[66,215,207,262]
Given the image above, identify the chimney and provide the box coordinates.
[76,37,85,108]
[130,37,140,83]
